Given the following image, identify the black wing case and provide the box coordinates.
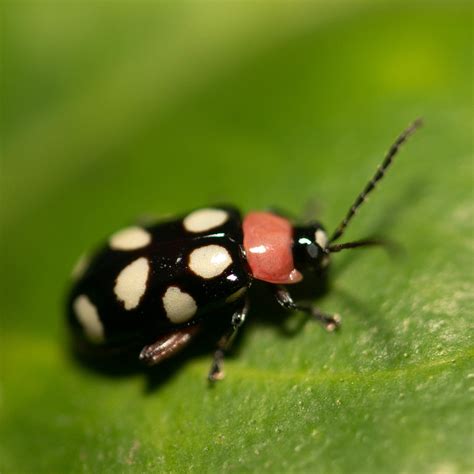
[67,206,250,349]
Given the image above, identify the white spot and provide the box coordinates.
[162,286,197,323]
[189,245,232,279]
[315,229,328,248]
[71,253,89,280]
[226,287,248,303]
[73,295,104,343]
[114,257,149,310]
[109,226,151,251]
[183,208,228,233]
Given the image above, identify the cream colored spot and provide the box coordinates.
[315,229,328,248]
[73,295,104,343]
[189,245,232,279]
[162,286,197,324]
[225,287,248,303]
[109,226,151,251]
[71,253,89,280]
[183,208,228,233]
[114,257,149,310]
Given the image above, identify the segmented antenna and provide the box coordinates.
[329,118,423,244]
[327,238,385,253]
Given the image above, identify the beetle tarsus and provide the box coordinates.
[311,310,341,332]
[208,349,225,382]
[274,285,341,331]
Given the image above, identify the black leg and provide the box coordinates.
[208,298,249,382]
[274,285,341,332]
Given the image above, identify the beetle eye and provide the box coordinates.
[307,244,320,259]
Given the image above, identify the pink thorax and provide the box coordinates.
[243,211,302,284]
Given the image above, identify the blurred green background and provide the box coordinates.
[1,1,473,473]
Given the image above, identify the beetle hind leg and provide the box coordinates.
[274,285,341,332]
[139,324,201,366]
[208,298,249,382]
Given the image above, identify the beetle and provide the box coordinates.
[67,119,421,381]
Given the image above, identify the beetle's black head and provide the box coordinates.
[292,223,330,274]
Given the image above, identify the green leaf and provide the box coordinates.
[1,2,472,473]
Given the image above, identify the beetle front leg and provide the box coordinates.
[274,285,341,332]
[208,298,249,382]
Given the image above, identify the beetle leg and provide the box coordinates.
[208,298,249,382]
[139,324,201,366]
[273,285,341,332]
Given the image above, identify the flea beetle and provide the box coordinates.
[67,119,422,381]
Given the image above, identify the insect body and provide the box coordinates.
[67,120,421,381]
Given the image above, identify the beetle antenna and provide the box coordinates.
[327,237,387,253]
[329,118,423,244]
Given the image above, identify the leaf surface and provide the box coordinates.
[1,2,472,473]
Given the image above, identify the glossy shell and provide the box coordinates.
[68,207,251,348]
